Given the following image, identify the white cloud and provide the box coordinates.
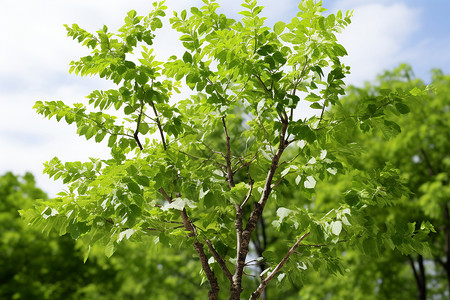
[330,1,420,85]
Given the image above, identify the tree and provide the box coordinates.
[0,172,118,299]
[0,171,210,299]
[290,64,449,300]
[302,64,450,299]
[22,1,432,299]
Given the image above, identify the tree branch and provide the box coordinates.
[149,99,167,150]
[133,100,144,150]
[159,187,220,299]
[206,239,233,282]
[250,232,310,300]
[222,116,235,188]
[240,177,254,209]
[255,74,271,97]
[233,152,258,175]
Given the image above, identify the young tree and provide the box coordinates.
[22,1,432,299]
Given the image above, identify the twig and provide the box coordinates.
[271,177,284,189]
[159,187,220,298]
[250,232,310,300]
[317,102,326,128]
[255,74,271,97]
[201,141,226,158]
[206,239,233,282]
[279,152,302,166]
[222,116,235,188]
[240,178,254,209]
[133,100,144,150]
[233,152,258,174]
[149,98,167,150]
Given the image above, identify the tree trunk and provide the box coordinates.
[409,255,426,300]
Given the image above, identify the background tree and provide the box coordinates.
[21,1,432,299]
[289,64,449,300]
[0,172,119,299]
[0,171,215,299]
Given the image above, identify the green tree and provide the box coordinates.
[22,1,432,299]
[0,172,118,299]
[292,64,449,300]
[0,171,209,299]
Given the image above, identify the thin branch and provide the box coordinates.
[222,116,235,188]
[149,99,167,151]
[159,187,220,299]
[233,152,258,175]
[255,74,271,96]
[159,188,173,204]
[317,102,326,128]
[244,271,258,278]
[256,116,272,149]
[206,239,233,282]
[279,152,302,167]
[229,79,249,103]
[299,235,363,248]
[240,177,254,209]
[201,141,226,158]
[271,177,284,189]
[177,150,225,169]
[133,100,144,151]
[222,115,249,299]
[250,232,311,300]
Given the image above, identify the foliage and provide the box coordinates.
[22,1,432,299]
[1,171,213,299]
[0,172,118,299]
[291,64,449,300]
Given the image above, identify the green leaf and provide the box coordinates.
[136,72,149,85]
[105,241,115,258]
[124,106,134,115]
[273,21,286,35]
[310,102,322,109]
[239,10,253,17]
[135,175,150,186]
[66,222,90,239]
[108,135,117,147]
[126,165,138,176]
[127,10,137,19]
[182,51,193,64]
[395,102,410,114]
[127,181,141,194]
[305,93,321,102]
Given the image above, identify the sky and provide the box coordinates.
[1,0,449,197]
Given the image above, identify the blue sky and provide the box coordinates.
[1,0,449,196]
